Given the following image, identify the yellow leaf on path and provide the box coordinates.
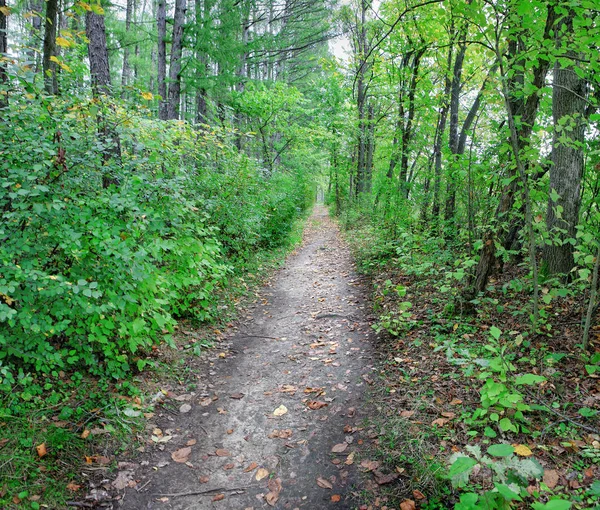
[256,468,269,481]
[513,444,533,456]
[273,405,288,416]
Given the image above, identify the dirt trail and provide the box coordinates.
[117,206,377,509]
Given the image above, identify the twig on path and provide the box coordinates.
[136,479,152,492]
[239,335,279,340]
[155,486,251,498]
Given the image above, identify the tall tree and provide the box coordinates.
[166,0,186,119]
[0,0,7,94]
[86,7,122,186]
[42,0,58,94]
[544,9,587,275]
[157,0,167,119]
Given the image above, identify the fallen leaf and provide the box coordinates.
[441,412,456,419]
[199,476,209,483]
[413,489,426,500]
[171,447,192,463]
[265,491,279,506]
[431,418,449,427]
[513,444,533,456]
[256,468,269,481]
[280,385,297,393]
[92,455,110,465]
[66,481,81,491]
[360,459,381,471]
[179,403,192,413]
[227,429,234,434]
[244,462,258,472]
[215,449,230,457]
[400,410,415,418]
[316,476,333,489]
[307,401,328,410]
[230,393,244,399]
[273,405,288,416]
[268,429,293,439]
[36,443,47,458]
[223,463,235,470]
[543,469,559,489]
[449,398,462,405]
[374,470,399,485]
[186,439,197,446]
[212,493,225,501]
[331,443,348,453]
[400,500,416,510]
[331,494,341,502]
[80,429,91,439]
[345,452,355,465]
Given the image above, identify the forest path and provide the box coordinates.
[117,205,377,509]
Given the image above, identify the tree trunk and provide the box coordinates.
[466,4,556,296]
[544,11,587,276]
[157,0,167,119]
[42,0,58,94]
[86,10,122,187]
[121,0,133,96]
[0,0,6,88]
[166,0,186,120]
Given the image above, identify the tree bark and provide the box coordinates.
[86,10,122,187]
[544,11,587,276]
[166,0,186,119]
[121,0,133,96]
[42,0,58,94]
[157,0,167,119]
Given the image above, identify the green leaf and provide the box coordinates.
[499,417,517,432]
[487,444,514,457]
[531,499,571,510]
[489,326,502,340]
[514,374,546,385]
[448,456,477,477]
[494,483,522,502]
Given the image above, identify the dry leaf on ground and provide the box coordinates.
[171,447,192,463]
[212,494,225,502]
[273,405,288,416]
[331,494,341,502]
[400,500,416,510]
[256,468,269,481]
[360,459,380,471]
[66,482,81,491]
[307,401,328,410]
[36,443,47,458]
[215,448,230,457]
[244,462,258,472]
[331,443,348,453]
[316,477,333,489]
[543,469,559,489]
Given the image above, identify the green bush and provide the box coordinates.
[0,93,313,383]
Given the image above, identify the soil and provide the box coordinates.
[113,206,380,509]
